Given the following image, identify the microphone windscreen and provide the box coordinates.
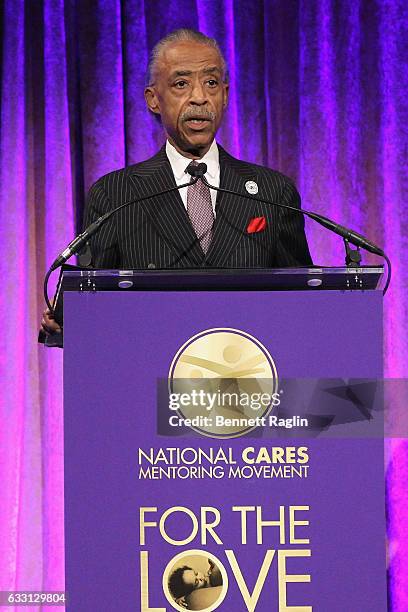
[196,162,207,176]
[186,162,207,178]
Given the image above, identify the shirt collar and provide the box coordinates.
[165,139,219,181]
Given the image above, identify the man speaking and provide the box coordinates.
[83,28,312,269]
[41,28,311,334]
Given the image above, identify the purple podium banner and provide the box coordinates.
[64,290,386,611]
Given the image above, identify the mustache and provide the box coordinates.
[181,108,216,121]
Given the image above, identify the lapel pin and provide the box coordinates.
[245,180,258,195]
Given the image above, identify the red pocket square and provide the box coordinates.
[247,216,267,233]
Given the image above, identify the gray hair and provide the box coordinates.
[147,28,228,86]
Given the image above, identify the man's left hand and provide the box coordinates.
[175,596,188,608]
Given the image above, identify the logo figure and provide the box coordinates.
[169,328,278,438]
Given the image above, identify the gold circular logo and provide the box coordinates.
[169,328,278,438]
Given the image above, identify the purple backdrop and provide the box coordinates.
[0,0,407,610]
[63,288,386,610]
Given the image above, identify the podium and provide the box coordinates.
[63,268,387,611]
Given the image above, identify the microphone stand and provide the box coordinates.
[344,241,361,267]
[44,161,391,321]
[188,168,391,295]
[43,176,199,314]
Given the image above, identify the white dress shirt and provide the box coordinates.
[165,139,220,215]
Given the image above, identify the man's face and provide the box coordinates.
[181,569,207,590]
[145,41,229,157]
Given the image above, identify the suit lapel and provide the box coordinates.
[205,147,259,267]
[129,147,204,266]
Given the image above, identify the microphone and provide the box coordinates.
[43,173,200,314]
[49,213,112,271]
[186,162,207,179]
[193,165,384,258]
[193,167,390,293]
[48,175,199,272]
[45,158,390,316]
[51,161,210,272]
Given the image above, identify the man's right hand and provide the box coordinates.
[41,308,62,335]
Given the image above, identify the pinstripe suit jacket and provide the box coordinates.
[83,145,312,269]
